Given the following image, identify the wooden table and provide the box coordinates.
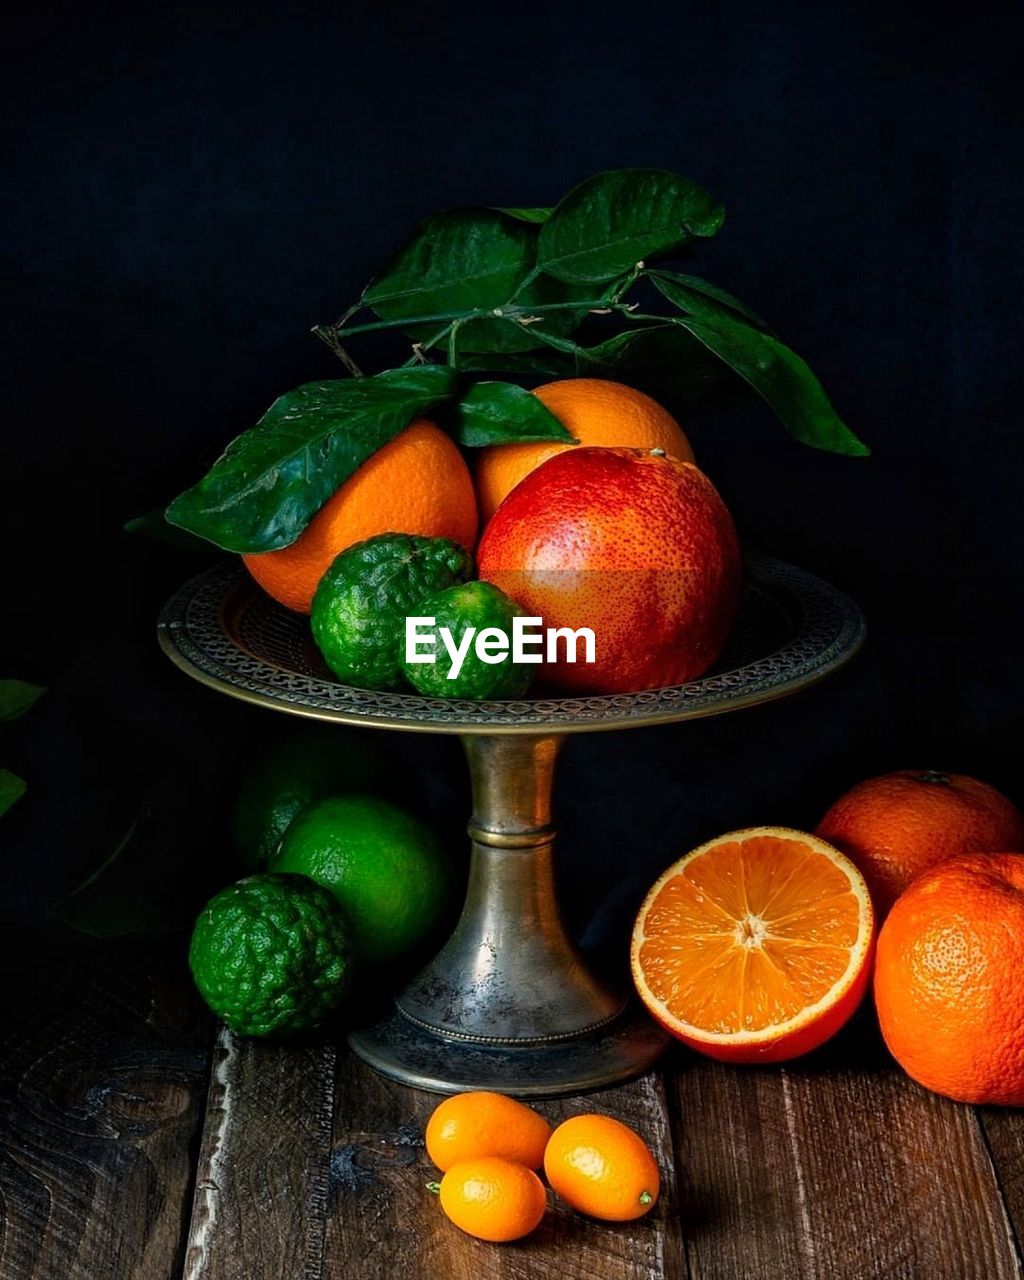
[2,940,1022,1280]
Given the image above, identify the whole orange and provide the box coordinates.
[242,420,477,613]
[434,1156,547,1242]
[874,853,1024,1105]
[474,378,694,523]
[543,1114,659,1222]
[425,1091,552,1172]
[817,769,1024,917]
[476,446,739,694]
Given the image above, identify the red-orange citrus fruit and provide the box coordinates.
[543,1114,660,1222]
[433,1156,547,1242]
[631,827,875,1063]
[875,853,1024,1105]
[242,420,478,613]
[476,446,739,694]
[817,769,1024,917]
[425,1091,552,1172]
[474,378,694,522]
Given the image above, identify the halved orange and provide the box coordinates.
[631,827,875,1063]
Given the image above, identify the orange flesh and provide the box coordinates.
[638,835,863,1035]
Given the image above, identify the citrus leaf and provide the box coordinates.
[363,208,535,324]
[0,769,26,816]
[125,508,214,552]
[648,270,775,333]
[671,315,870,455]
[538,169,725,283]
[165,366,458,553]
[0,679,46,722]
[448,382,574,447]
[496,206,553,223]
[455,275,617,355]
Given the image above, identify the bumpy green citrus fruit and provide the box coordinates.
[401,580,535,700]
[270,795,455,968]
[189,873,352,1036]
[311,533,472,690]
[233,726,389,871]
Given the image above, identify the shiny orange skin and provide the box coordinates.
[875,853,1024,1105]
[474,378,694,523]
[543,1115,659,1222]
[437,1157,547,1242]
[242,420,478,613]
[477,446,740,694]
[817,770,1024,917]
[425,1091,552,1172]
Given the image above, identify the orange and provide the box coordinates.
[817,769,1024,917]
[474,378,694,523]
[477,446,739,694]
[543,1114,659,1222]
[432,1156,547,1242]
[424,1091,552,1172]
[875,853,1024,1105]
[631,827,874,1063]
[242,420,478,613]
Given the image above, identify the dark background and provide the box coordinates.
[3,2,1022,955]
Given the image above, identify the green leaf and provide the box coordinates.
[0,769,26,816]
[165,366,458,552]
[54,822,163,936]
[125,507,215,552]
[455,275,617,355]
[363,208,535,325]
[0,679,46,722]
[448,382,575,447]
[672,315,870,455]
[573,324,737,403]
[496,207,553,223]
[648,270,775,333]
[538,169,725,283]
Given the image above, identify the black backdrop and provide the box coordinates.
[3,2,1022,954]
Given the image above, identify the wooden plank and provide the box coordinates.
[0,939,209,1280]
[979,1109,1024,1262]
[182,1029,336,1280]
[324,1055,684,1280]
[669,1023,1023,1280]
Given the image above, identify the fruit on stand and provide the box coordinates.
[311,533,472,690]
[425,1092,553,1172]
[242,421,478,614]
[189,873,352,1036]
[817,769,1024,916]
[631,827,874,1063]
[270,794,454,969]
[543,1114,660,1222]
[474,378,694,522]
[429,1156,547,1243]
[401,580,534,700]
[478,446,740,694]
[874,852,1024,1105]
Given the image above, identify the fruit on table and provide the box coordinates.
[474,378,695,523]
[232,726,389,871]
[311,533,472,690]
[543,1114,659,1221]
[631,827,874,1063]
[425,1091,552,1172]
[270,794,454,969]
[401,580,534,700]
[477,446,740,694]
[817,769,1024,917]
[875,853,1024,1106]
[431,1156,547,1243]
[242,421,478,614]
[189,873,351,1036]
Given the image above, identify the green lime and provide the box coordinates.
[188,873,352,1037]
[401,580,534,700]
[311,533,472,690]
[270,795,455,968]
[233,726,389,871]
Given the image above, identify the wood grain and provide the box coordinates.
[669,1025,1023,1280]
[979,1108,1024,1264]
[0,941,209,1280]
[323,1054,684,1280]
